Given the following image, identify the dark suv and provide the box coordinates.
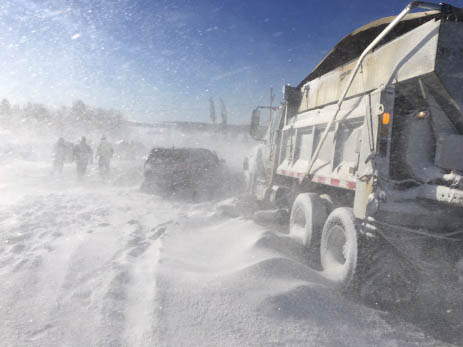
[141,147,224,198]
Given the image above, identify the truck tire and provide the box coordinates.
[289,193,327,252]
[320,207,358,290]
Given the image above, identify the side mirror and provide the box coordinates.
[250,109,261,138]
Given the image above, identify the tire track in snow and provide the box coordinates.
[99,219,170,347]
[122,224,166,347]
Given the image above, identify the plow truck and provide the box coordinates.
[244,1,463,305]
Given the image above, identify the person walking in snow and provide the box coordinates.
[96,136,114,178]
[73,136,92,179]
[53,137,66,174]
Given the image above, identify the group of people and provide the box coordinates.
[53,136,114,179]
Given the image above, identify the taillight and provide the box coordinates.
[379,112,391,157]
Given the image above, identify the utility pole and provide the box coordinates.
[219,98,227,126]
[270,87,275,121]
[209,97,216,124]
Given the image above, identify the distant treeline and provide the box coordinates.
[0,98,128,140]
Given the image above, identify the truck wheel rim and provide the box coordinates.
[326,225,347,266]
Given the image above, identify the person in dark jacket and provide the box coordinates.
[96,136,114,178]
[73,136,92,179]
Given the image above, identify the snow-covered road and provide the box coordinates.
[0,159,460,347]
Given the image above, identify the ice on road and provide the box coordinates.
[0,160,457,347]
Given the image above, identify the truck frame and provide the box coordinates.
[246,1,463,304]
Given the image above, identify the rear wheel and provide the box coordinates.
[320,207,358,290]
[289,193,328,264]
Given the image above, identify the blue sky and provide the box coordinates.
[0,0,449,123]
